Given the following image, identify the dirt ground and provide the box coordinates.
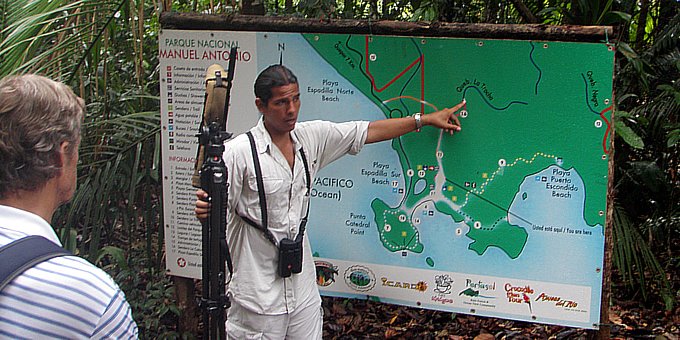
[321,296,679,339]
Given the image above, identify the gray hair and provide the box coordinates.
[0,74,85,199]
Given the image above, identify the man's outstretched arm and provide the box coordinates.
[365,100,465,144]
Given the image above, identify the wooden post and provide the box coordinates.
[173,276,200,335]
[596,95,617,339]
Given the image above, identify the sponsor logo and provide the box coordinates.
[459,288,496,299]
[465,278,496,291]
[431,295,454,305]
[344,265,376,292]
[381,277,428,292]
[434,274,454,294]
[504,283,535,313]
[459,278,496,299]
[430,274,454,304]
[315,261,338,287]
[535,292,579,309]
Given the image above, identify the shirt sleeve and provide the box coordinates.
[223,136,247,218]
[91,289,139,339]
[299,120,369,169]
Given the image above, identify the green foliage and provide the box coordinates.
[614,111,645,149]
[0,0,126,81]
[99,243,186,338]
[1,0,172,336]
[612,2,679,309]
[612,202,674,309]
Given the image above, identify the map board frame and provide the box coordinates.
[159,14,616,331]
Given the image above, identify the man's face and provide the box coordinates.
[257,83,301,137]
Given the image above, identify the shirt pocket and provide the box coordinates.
[246,175,289,217]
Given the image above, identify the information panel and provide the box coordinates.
[159,29,614,329]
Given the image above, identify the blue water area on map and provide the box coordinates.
[505,165,605,285]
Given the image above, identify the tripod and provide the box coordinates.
[192,47,237,339]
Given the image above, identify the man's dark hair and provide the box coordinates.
[254,65,298,104]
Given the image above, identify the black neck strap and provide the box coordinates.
[244,131,311,247]
[298,145,311,242]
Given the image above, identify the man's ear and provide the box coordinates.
[255,97,265,112]
[53,142,70,171]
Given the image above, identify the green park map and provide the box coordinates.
[159,29,614,329]
[303,34,612,261]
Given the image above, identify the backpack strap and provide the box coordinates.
[0,236,72,292]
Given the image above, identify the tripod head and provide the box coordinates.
[192,58,236,188]
[197,122,232,160]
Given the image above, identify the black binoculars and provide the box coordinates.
[278,237,303,278]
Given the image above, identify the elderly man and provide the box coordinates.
[0,74,138,338]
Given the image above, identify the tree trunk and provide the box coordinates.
[569,0,581,24]
[160,0,172,12]
[484,0,500,23]
[370,0,378,18]
[635,0,650,51]
[655,0,677,38]
[508,0,539,23]
[159,13,613,43]
[343,0,354,18]
[241,0,265,15]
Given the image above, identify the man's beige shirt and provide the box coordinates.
[224,118,369,314]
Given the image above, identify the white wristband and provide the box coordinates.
[414,112,422,131]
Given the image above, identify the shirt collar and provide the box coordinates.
[252,117,301,154]
[0,205,62,245]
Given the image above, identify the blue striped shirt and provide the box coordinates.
[0,205,138,339]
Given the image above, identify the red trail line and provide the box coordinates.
[600,105,613,154]
[365,36,426,113]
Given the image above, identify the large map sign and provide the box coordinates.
[159,28,613,330]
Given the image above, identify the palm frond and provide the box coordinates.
[649,9,680,56]
[612,202,674,309]
[0,0,126,82]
